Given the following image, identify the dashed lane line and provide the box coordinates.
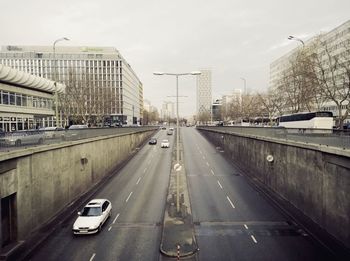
[244,224,249,230]
[206,162,210,167]
[89,253,96,261]
[108,226,112,231]
[226,196,236,209]
[126,192,133,202]
[136,177,141,185]
[211,169,215,175]
[251,235,258,244]
[113,213,120,224]
[217,180,223,189]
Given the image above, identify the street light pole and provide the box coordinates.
[53,37,69,127]
[288,35,305,47]
[240,77,247,95]
[154,71,201,212]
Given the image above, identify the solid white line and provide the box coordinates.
[251,235,258,243]
[226,196,236,209]
[217,181,223,189]
[244,224,249,230]
[206,162,210,166]
[108,226,112,231]
[112,213,120,224]
[126,192,133,202]
[89,253,96,261]
[211,169,215,175]
[136,177,141,185]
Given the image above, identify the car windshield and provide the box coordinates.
[81,206,101,216]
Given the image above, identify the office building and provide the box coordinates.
[0,46,143,126]
[269,20,350,120]
[0,64,65,131]
[161,101,175,121]
[196,69,212,118]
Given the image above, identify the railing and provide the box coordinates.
[0,126,159,150]
[196,126,350,149]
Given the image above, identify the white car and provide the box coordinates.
[72,199,112,235]
[161,139,170,148]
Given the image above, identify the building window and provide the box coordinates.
[10,93,15,105]
[16,94,22,106]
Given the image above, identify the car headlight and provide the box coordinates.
[89,224,98,230]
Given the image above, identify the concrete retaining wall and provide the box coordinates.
[197,128,350,249]
[0,129,154,249]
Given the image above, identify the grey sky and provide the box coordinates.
[1,0,349,117]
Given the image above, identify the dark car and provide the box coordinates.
[149,138,157,145]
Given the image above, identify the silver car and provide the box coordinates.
[0,130,45,146]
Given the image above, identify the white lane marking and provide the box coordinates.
[244,224,249,230]
[136,177,141,185]
[217,180,223,189]
[226,196,236,209]
[143,168,147,173]
[126,192,133,202]
[202,156,205,160]
[89,253,96,261]
[211,169,215,175]
[199,150,202,154]
[251,235,258,243]
[113,213,120,224]
[108,226,112,231]
[206,162,210,166]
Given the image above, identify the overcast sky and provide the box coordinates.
[1,0,350,117]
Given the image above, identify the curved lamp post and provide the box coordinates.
[288,35,305,47]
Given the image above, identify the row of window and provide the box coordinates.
[0,90,53,109]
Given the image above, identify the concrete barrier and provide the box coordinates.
[197,127,350,251]
[0,129,156,258]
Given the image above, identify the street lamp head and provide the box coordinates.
[153,72,164,75]
[288,36,294,40]
[190,71,201,75]
[63,37,70,41]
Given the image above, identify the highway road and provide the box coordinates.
[29,130,172,261]
[27,127,336,260]
[182,127,334,261]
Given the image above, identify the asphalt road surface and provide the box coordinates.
[182,127,334,261]
[28,127,336,260]
[29,129,172,261]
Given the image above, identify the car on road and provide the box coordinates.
[68,124,89,130]
[72,199,112,235]
[169,127,174,131]
[167,130,173,135]
[39,127,65,139]
[161,139,170,148]
[149,138,157,145]
[0,130,45,146]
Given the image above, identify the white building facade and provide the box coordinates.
[269,20,350,121]
[196,69,212,118]
[0,64,65,131]
[161,101,175,121]
[0,46,143,126]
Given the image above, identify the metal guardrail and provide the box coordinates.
[196,126,350,149]
[0,126,159,151]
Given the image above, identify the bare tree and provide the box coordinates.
[257,89,285,125]
[311,36,350,128]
